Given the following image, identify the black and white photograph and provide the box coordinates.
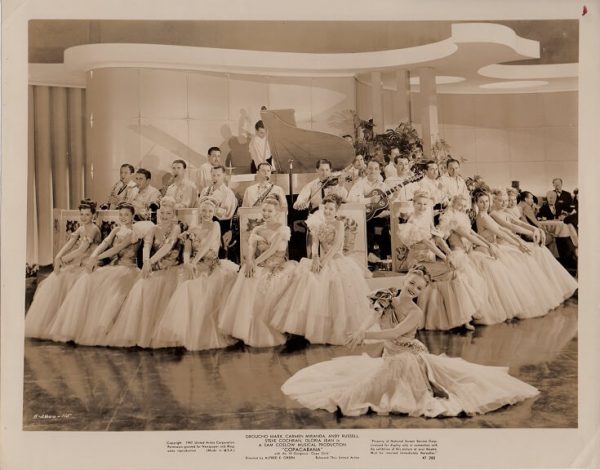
[2,1,600,469]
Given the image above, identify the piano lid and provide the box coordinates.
[261,109,355,173]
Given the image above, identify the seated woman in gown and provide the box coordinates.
[281,265,540,418]
[106,197,183,348]
[152,196,239,351]
[489,189,577,314]
[48,202,141,345]
[219,194,297,348]
[396,190,482,331]
[26,199,101,340]
[270,194,372,345]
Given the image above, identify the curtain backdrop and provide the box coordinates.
[28,85,86,266]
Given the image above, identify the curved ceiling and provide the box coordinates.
[29,21,578,94]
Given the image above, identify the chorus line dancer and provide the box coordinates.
[281,265,539,418]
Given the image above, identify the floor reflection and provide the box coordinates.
[23,300,577,430]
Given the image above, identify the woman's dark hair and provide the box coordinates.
[255,120,265,131]
[78,199,97,214]
[116,202,135,215]
[172,159,187,169]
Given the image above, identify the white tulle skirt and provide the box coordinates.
[105,266,182,348]
[468,250,522,325]
[151,261,239,351]
[219,259,297,347]
[270,255,372,345]
[281,342,539,417]
[25,266,83,340]
[48,265,140,345]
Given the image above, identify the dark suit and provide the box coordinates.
[554,190,573,215]
[537,203,559,220]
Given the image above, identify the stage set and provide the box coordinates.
[25,19,578,430]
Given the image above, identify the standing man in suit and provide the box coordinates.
[551,178,573,216]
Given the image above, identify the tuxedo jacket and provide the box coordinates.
[554,190,573,215]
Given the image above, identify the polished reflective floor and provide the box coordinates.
[23,298,577,431]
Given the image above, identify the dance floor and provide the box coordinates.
[23,298,577,431]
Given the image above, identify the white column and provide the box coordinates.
[68,88,85,206]
[393,70,411,124]
[417,67,440,159]
[370,71,384,134]
[51,87,69,209]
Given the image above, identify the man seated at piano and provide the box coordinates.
[199,165,238,258]
[131,168,162,221]
[347,159,392,261]
[242,162,288,209]
[164,159,198,210]
[385,155,418,222]
[107,163,138,209]
[293,159,348,213]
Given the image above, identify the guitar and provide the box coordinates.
[365,173,424,221]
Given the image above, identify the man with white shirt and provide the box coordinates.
[385,156,417,222]
[348,160,392,260]
[249,120,273,174]
[165,159,198,209]
[417,160,447,209]
[242,163,288,209]
[132,168,161,220]
[384,147,401,179]
[439,158,470,205]
[196,146,222,195]
[199,165,238,258]
[107,163,138,209]
[293,159,348,213]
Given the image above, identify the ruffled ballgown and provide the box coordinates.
[491,210,577,313]
[270,217,372,345]
[219,225,297,347]
[396,211,483,330]
[281,297,539,417]
[25,224,101,339]
[106,223,183,348]
[152,222,239,351]
[438,210,521,325]
[48,226,140,345]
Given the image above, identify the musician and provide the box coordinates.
[107,163,138,209]
[293,159,348,213]
[417,161,447,209]
[131,168,161,220]
[384,147,401,179]
[199,165,238,257]
[439,158,470,204]
[195,147,222,194]
[164,159,198,209]
[386,156,417,221]
[348,159,391,260]
[550,178,574,216]
[249,120,273,174]
[242,163,288,209]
